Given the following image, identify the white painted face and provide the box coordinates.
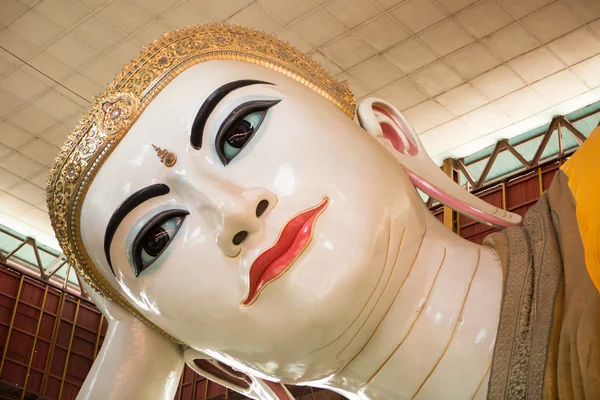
[80,60,423,382]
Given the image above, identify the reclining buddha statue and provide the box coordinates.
[46,24,599,400]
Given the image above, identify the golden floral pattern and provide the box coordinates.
[97,93,138,137]
[64,162,81,182]
[46,24,356,342]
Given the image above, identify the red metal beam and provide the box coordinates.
[532,117,559,166]
[502,139,530,168]
[475,141,504,188]
[559,116,587,145]
[456,159,476,187]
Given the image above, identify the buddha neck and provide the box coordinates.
[325,213,503,399]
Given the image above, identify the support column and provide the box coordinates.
[442,158,460,233]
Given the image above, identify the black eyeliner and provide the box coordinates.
[131,209,189,277]
[215,99,281,165]
[190,80,273,150]
[104,183,170,274]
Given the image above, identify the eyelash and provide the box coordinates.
[131,209,189,277]
[215,99,280,165]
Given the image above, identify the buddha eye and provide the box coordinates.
[132,210,188,277]
[216,99,280,165]
[222,110,264,161]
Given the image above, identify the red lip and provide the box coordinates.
[242,197,329,306]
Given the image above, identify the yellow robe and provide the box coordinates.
[484,127,600,399]
[560,127,600,293]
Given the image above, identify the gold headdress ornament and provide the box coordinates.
[46,24,355,342]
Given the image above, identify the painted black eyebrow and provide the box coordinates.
[103,183,170,273]
[190,79,273,149]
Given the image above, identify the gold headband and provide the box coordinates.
[46,24,355,342]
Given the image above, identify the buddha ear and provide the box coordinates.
[357,97,521,228]
[184,348,294,400]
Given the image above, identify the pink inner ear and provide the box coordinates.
[373,106,418,156]
[381,122,405,152]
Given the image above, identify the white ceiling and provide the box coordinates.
[1,0,600,251]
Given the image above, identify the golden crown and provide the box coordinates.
[46,24,355,342]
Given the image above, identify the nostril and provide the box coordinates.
[232,231,248,246]
[255,199,269,218]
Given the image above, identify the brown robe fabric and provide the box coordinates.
[484,171,600,400]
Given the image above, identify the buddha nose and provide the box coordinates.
[217,191,275,257]
[190,176,275,257]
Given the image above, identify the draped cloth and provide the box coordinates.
[484,169,600,400]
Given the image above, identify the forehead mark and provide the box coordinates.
[152,144,177,168]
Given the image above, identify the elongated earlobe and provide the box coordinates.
[184,348,294,400]
[357,97,521,228]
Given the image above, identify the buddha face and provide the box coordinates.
[79,60,425,382]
